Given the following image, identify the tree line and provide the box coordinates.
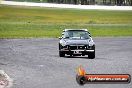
[47,0,132,6]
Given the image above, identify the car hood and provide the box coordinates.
[64,39,90,45]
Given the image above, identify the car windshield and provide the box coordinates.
[63,30,90,39]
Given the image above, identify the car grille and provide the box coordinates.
[68,45,86,50]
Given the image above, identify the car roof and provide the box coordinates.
[63,29,88,32]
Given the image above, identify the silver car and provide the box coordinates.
[59,29,95,59]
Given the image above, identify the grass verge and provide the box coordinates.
[0,5,132,38]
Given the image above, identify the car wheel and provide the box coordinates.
[59,51,65,57]
[88,51,95,59]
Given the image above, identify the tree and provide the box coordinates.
[73,0,77,4]
[110,0,112,4]
[103,0,107,4]
[117,0,123,5]
[128,0,132,5]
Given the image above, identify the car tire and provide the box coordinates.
[59,51,65,57]
[88,51,95,59]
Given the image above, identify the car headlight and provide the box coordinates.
[89,38,95,46]
[60,41,67,46]
[89,41,94,46]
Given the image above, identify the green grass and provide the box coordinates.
[0,5,132,38]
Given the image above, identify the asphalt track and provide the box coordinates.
[0,38,132,88]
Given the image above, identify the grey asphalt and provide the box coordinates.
[0,38,132,88]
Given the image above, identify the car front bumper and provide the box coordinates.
[60,49,94,55]
[60,49,94,52]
